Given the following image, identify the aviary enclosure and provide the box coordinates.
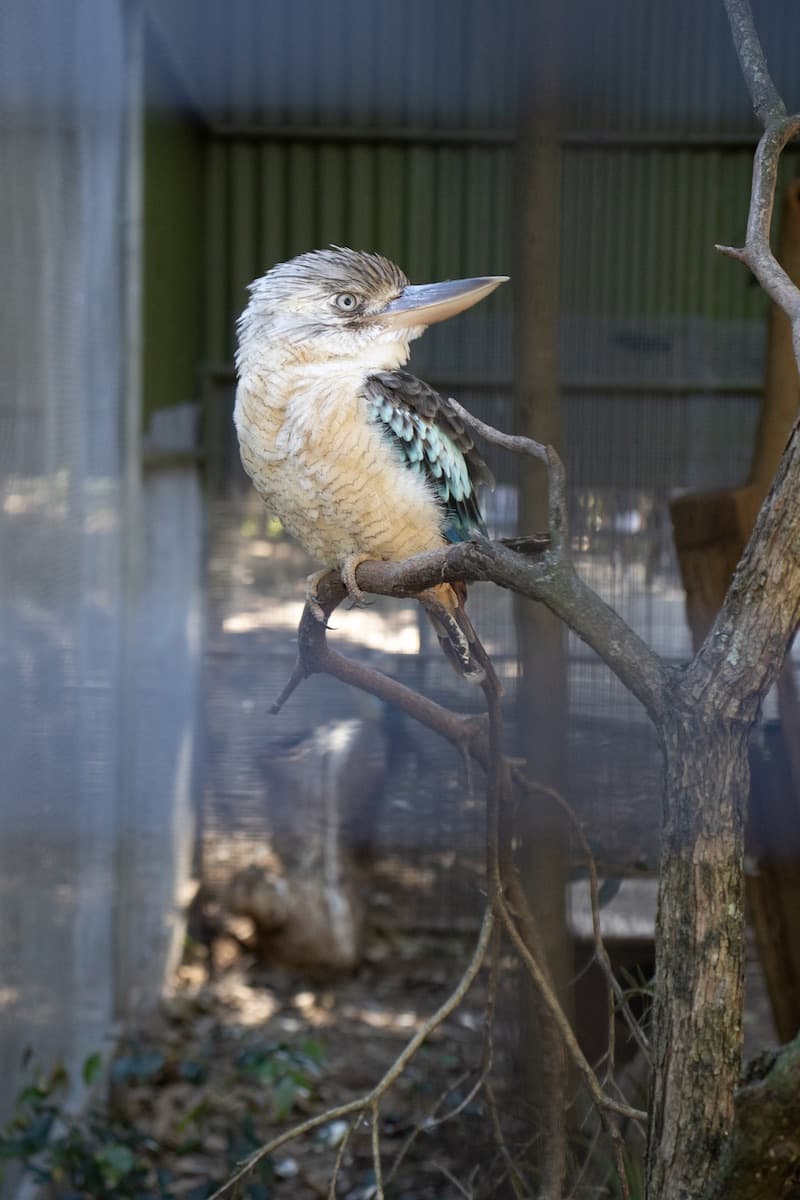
[1,2,799,1199]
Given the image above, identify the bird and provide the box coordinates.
[234,246,508,684]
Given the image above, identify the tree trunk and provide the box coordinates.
[669,180,800,1040]
[647,705,751,1200]
[707,1031,800,1200]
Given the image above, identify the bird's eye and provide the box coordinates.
[333,292,359,312]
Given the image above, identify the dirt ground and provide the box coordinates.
[16,910,776,1198]
[109,927,524,1200]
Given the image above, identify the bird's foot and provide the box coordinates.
[340,554,375,609]
[305,569,332,624]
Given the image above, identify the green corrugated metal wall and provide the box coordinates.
[202,137,800,369]
[562,146,799,322]
[170,0,800,888]
[203,138,513,368]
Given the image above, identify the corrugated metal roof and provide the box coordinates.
[147,0,800,134]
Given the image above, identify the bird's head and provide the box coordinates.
[236,247,508,373]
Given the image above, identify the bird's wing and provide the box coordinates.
[363,370,494,543]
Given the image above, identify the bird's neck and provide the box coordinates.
[237,331,411,388]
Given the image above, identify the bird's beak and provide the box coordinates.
[377,275,509,329]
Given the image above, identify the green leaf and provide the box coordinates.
[111,1049,164,1083]
[14,1085,46,1110]
[299,1038,324,1065]
[95,1141,136,1186]
[272,1076,298,1121]
[82,1053,102,1087]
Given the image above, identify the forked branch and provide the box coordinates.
[207,907,495,1200]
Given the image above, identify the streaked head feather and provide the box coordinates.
[237,246,415,370]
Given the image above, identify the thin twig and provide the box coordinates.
[715,117,800,324]
[513,769,651,1062]
[607,992,617,1091]
[567,1124,603,1200]
[445,396,548,463]
[268,589,646,1197]
[494,886,644,1128]
[485,1076,528,1200]
[383,1066,477,1188]
[485,693,636,1197]
[470,925,531,1200]
[327,1116,357,1200]
[446,397,569,557]
[269,658,307,714]
[433,1162,475,1199]
[482,682,644,1134]
[207,908,494,1200]
[371,1103,384,1200]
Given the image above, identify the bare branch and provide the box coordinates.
[273,584,649,1156]
[327,1117,357,1200]
[513,770,651,1063]
[306,537,668,721]
[288,588,491,758]
[446,396,569,556]
[722,0,787,124]
[716,119,800,323]
[472,926,531,1200]
[719,4,800,322]
[480,652,644,1200]
[433,1162,475,1199]
[697,3,800,711]
[383,1066,481,1190]
[445,396,548,464]
[371,1103,384,1200]
[493,885,645,1128]
[207,907,495,1200]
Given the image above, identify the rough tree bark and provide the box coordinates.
[671,174,800,1045]
[708,1031,800,1200]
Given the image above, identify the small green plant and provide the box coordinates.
[0,1061,156,1197]
[234,1038,325,1121]
[0,1039,325,1199]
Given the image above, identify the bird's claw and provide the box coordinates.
[341,554,375,609]
[305,570,331,624]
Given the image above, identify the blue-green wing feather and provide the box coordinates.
[363,371,494,543]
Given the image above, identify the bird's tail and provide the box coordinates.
[420,582,502,690]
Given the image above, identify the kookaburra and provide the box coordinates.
[234,247,508,683]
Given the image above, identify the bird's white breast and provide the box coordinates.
[234,361,445,566]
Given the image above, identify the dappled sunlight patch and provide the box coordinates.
[210,976,280,1027]
[223,598,421,654]
[339,1002,420,1034]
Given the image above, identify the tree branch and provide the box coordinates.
[722,0,787,124]
[308,534,668,722]
[716,118,800,322]
[699,3,800,713]
[206,906,495,1200]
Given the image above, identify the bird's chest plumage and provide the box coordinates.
[234,366,445,565]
